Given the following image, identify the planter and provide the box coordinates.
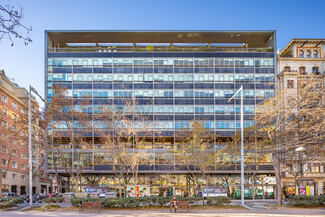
[63,192,75,203]
[89,193,99,199]
[75,193,89,198]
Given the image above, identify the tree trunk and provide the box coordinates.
[118,176,122,197]
[0,169,3,199]
[294,175,298,196]
[252,176,255,200]
[133,165,138,197]
[199,183,205,205]
[272,152,282,205]
[206,176,209,200]
[73,176,79,193]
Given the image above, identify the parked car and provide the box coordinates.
[2,192,26,202]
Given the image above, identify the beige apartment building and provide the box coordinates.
[277,39,325,196]
[0,70,52,195]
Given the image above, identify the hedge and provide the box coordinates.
[207,196,232,206]
[0,198,24,208]
[70,196,230,208]
[288,195,325,207]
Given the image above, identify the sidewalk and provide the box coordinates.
[2,209,325,217]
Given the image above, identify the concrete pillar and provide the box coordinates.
[317,181,323,195]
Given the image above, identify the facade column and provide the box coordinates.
[317,181,323,195]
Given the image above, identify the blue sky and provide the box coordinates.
[0,0,324,98]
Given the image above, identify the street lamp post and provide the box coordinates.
[228,85,244,206]
[28,85,46,206]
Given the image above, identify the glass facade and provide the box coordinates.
[45,31,276,174]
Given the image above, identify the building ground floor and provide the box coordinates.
[1,171,53,195]
[55,173,277,199]
[282,177,325,197]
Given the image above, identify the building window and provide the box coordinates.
[1,108,8,115]
[1,120,8,128]
[1,146,8,153]
[12,174,17,180]
[2,173,6,179]
[286,164,292,172]
[21,153,26,159]
[12,102,17,109]
[284,66,290,72]
[312,163,320,172]
[313,50,318,58]
[12,149,17,156]
[1,95,8,103]
[306,50,311,58]
[21,164,26,170]
[12,161,17,168]
[299,66,305,75]
[287,80,294,89]
[1,159,7,166]
[312,67,319,73]
[298,50,304,58]
[21,175,26,181]
[21,108,25,114]
[41,173,44,178]
[12,113,17,121]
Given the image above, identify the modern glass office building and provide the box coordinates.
[45,31,276,195]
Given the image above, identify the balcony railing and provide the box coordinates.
[48,47,274,53]
[47,163,274,173]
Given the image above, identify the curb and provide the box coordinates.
[17,206,39,212]
[242,205,252,210]
[0,207,21,212]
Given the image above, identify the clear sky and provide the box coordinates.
[0,0,324,99]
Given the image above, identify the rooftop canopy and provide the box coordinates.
[46,30,275,49]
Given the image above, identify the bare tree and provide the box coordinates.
[99,96,154,197]
[253,81,325,205]
[46,85,93,193]
[0,2,32,45]
[224,128,270,199]
[175,121,221,202]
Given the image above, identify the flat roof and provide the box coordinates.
[46,30,275,48]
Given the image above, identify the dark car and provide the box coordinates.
[2,192,26,202]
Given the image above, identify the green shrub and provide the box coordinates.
[0,197,24,208]
[206,196,231,206]
[70,196,207,208]
[288,195,325,207]
[42,197,52,205]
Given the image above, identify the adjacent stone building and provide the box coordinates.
[277,39,325,196]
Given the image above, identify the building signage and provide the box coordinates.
[85,187,110,194]
[126,185,150,197]
[202,187,227,197]
[299,186,306,196]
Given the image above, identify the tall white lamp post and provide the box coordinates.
[228,85,244,206]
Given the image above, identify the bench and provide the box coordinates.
[170,200,191,213]
[79,201,101,213]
